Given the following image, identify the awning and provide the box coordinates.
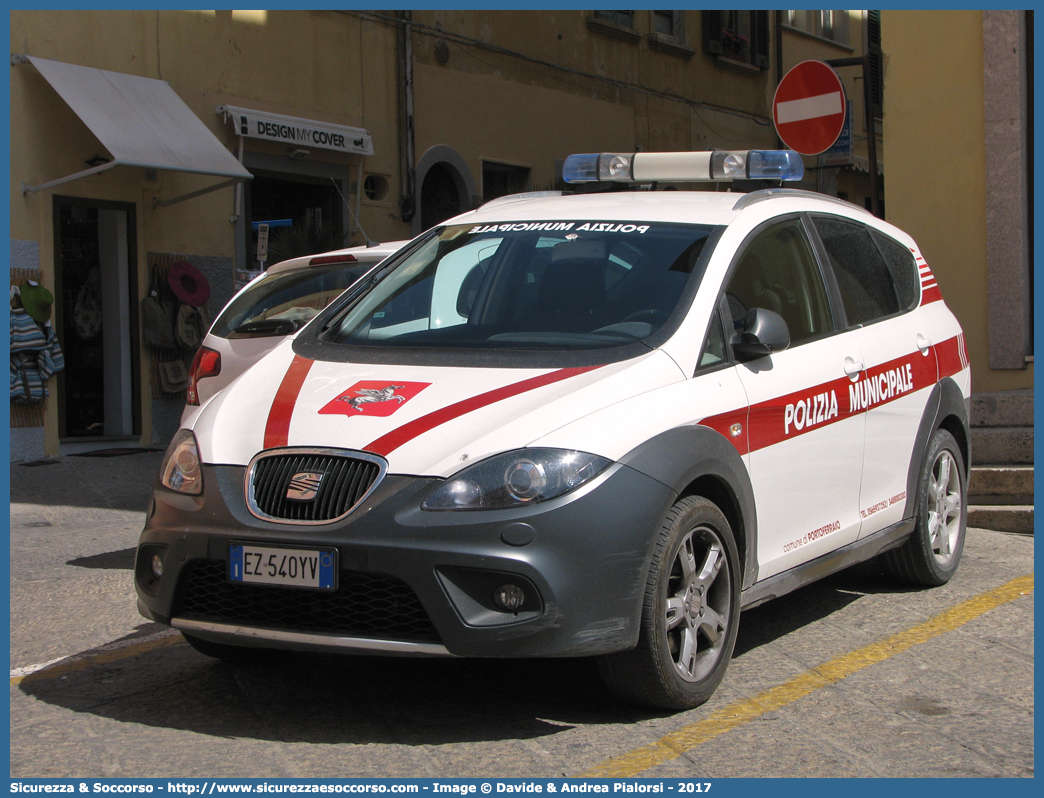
[19,56,252,205]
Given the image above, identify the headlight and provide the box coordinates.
[159,429,203,495]
[422,448,612,511]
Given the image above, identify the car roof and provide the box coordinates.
[264,240,410,276]
[442,188,874,229]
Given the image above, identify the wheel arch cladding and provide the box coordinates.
[618,425,758,591]
[904,377,971,520]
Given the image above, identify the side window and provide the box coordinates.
[812,217,901,327]
[724,219,833,346]
[698,308,728,369]
[870,230,920,311]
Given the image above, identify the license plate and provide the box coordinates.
[229,544,336,590]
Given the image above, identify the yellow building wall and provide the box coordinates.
[409,11,786,194]
[882,10,1031,393]
[9,9,405,453]
[414,63,637,193]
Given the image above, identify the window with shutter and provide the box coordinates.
[866,10,883,119]
[594,10,635,30]
[702,11,723,55]
[703,10,769,70]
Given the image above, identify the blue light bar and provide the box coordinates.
[748,150,804,181]
[562,150,804,183]
[562,153,633,183]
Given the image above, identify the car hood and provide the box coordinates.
[192,341,686,476]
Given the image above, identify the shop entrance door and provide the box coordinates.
[54,198,140,447]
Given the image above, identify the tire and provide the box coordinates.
[182,632,265,664]
[597,496,741,710]
[880,428,967,586]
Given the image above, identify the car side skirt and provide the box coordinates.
[740,516,915,610]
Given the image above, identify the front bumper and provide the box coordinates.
[135,459,675,658]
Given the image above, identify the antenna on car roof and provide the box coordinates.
[330,177,379,248]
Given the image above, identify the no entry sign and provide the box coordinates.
[773,60,847,156]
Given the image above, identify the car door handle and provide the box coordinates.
[916,334,932,355]
[844,357,864,379]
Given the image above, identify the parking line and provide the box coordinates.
[10,629,183,686]
[579,573,1034,778]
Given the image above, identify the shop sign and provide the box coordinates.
[217,105,374,156]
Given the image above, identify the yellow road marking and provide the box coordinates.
[11,632,183,686]
[580,573,1034,778]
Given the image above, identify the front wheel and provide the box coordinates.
[597,496,741,710]
[879,428,967,586]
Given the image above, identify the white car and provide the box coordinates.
[184,241,409,417]
[140,150,970,710]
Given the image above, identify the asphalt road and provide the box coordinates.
[9,451,1034,779]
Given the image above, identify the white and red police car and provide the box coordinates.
[137,150,970,710]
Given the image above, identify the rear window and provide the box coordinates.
[211,265,369,339]
[315,220,716,356]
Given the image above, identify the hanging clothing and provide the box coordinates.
[10,308,65,403]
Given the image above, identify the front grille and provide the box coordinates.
[248,450,384,523]
[174,559,440,642]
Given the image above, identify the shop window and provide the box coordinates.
[703,11,770,69]
[247,173,344,266]
[482,162,530,204]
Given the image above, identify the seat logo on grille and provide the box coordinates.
[287,472,325,501]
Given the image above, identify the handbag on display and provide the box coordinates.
[157,358,189,393]
[141,290,178,350]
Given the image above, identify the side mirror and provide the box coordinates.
[732,307,791,361]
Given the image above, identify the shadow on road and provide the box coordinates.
[731,561,912,658]
[10,450,163,514]
[67,548,138,570]
[16,565,911,745]
[17,633,649,745]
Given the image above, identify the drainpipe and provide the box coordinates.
[775,11,784,149]
[398,11,416,225]
[825,55,881,218]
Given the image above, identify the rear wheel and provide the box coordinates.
[598,496,741,710]
[880,428,967,586]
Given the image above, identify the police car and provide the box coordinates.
[137,150,970,710]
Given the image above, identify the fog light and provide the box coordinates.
[151,554,164,579]
[493,584,525,612]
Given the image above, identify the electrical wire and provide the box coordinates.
[340,10,774,128]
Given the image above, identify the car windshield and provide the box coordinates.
[316,220,717,352]
[212,264,370,339]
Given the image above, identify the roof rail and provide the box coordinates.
[733,188,871,214]
[478,191,563,211]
